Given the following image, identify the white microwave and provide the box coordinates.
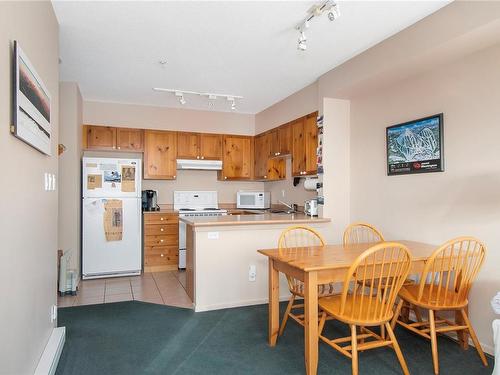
[236,191,270,209]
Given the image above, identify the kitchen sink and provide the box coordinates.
[269,209,296,214]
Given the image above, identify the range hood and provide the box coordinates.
[176,159,222,170]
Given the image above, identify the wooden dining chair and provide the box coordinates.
[391,237,488,375]
[343,222,385,245]
[318,242,412,375]
[277,225,336,336]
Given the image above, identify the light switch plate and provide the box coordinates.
[207,232,219,240]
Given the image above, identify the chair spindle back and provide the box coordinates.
[278,226,326,294]
[343,222,385,245]
[340,242,412,323]
[416,237,486,308]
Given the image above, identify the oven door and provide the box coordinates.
[179,218,186,250]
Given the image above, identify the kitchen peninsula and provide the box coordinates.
[182,213,330,312]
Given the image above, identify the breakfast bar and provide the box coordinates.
[181,213,331,312]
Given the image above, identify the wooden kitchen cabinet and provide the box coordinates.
[278,123,293,155]
[177,132,222,160]
[86,125,117,150]
[177,132,200,159]
[292,112,318,177]
[218,135,253,180]
[254,133,285,181]
[116,128,143,151]
[199,133,222,160]
[143,212,179,272]
[143,130,177,179]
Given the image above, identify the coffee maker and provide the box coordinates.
[142,190,159,211]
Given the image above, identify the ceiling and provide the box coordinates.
[53,1,450,114]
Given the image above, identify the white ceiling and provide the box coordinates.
[53,1,449,114]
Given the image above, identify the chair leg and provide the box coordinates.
[318,312,327,335]
[429,309,439,375]
[279,295,295,337]
[460,309,488,366]
[414,305,423,322]
[351,324,359,375]
[391,299,404,330]
[385,322,410,375]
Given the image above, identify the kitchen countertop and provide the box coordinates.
[180,213,330,227]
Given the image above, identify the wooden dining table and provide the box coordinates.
[258,240,438,375]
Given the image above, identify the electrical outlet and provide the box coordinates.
[207,232,219,240]
[51,304,57,322]
[248,265,256,282]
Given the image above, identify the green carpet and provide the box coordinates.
[56,301,493,374]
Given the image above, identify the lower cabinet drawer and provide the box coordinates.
[144,253,179,267]
[144,224,178,236]
[144,235,179,247]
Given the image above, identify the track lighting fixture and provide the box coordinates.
[153,88,243,111]
[175,91,186,105]
[297,31,307,51]
[295,0,340,51]
[227,97,236,111]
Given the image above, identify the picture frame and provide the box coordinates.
[12,41,52,155]
[386,113,444,176]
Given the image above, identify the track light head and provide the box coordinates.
[328,3,340,20]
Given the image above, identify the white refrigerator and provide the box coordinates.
[82,157,142,279]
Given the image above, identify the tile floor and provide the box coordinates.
[57,271,191,309]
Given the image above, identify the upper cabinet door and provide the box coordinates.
[253,134,267,179]
[268,129,280,157]
[199,133,222,160]
[304,113,318,175]
[278,123,292,156]
[177,132,200,159]
[87,125,117,150]
[219,135,253,180]
[116,128,144,151]
[292,118,306,177]
[144,130,177,180]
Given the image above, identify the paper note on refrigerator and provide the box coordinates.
[103,199,123,241]
[87,174,102,190]
[121,166,136,192]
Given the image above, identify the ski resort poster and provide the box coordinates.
[386,114,444,176]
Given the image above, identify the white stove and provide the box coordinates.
[175,191,227,269]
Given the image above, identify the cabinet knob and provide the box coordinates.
[224,176,227,180]
[160,254,164,257]
[160,228,164,232]
[197,156,200,159]
[277,152,280,156]
[117,146,121,150]
[264,175,267,179]
[160,239,164,243]
[160,217,164,221]
[173,175,176,178]
[201,156,204,160]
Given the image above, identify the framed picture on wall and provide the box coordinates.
[11,41,52,155]
[386,113,444,176]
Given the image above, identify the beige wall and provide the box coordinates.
[84,100,255,135]
[348,42,500,352]
[0,1,59,373]
[59,82,83,277]
[254,81,318,134]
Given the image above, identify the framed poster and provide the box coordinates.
[12,41,52,155]
[386,113,444,176]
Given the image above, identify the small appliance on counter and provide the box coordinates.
[304,198,319,217]
[142,190,160,211]
[236,191,270,209]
